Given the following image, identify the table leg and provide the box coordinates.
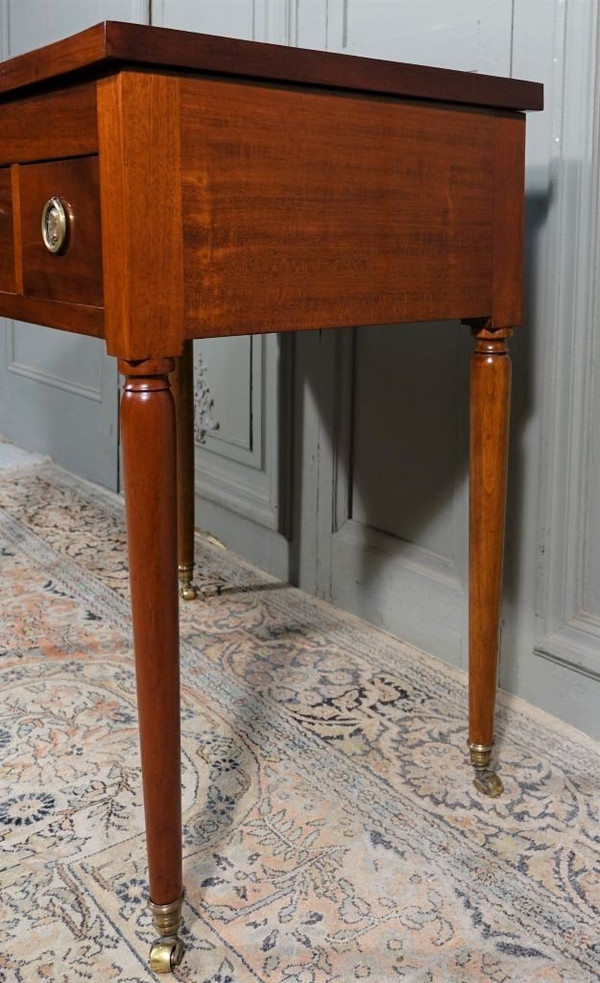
[171,340,198,601]
[119,358,185,973]
[468,326,512,797]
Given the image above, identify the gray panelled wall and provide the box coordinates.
[1,1,599,739]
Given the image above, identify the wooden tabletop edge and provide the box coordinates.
[0,22,108,97]
[0,20,543,112]
[104,21,543,111]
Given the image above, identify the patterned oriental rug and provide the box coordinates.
[1,462,600,983]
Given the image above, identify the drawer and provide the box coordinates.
[19,156,103,307]
[0,167,15,292]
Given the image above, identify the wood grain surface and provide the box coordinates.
[119,357,182,906]
[0,20,543,112]
[0,167,15,293]
[469,330,512,747]
[180,77,498,339]
[0,82,97,166]
[97,71,184,359]
[11,165,23,294]
[0,293,103,336]
[170,341,196,578]
[492,115,526,328]
[19,156,103,308]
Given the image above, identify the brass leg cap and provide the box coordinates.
[178,564,197,601]
[149,936,184,974]
[149,893,184,937]
[468,742,493,770]
[473,770,504,797]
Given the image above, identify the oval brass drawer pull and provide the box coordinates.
[41,196,68,253]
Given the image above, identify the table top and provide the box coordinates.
[0,20,543,112]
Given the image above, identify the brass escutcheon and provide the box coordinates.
[41,197,68,254]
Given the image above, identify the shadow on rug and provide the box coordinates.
[1,463,599,982]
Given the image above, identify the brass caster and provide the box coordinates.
[178,563,197,601]
[180,582,198,601]
[468,742,503,797]
[149,936,184,974]
[149,892,185,972]
[473,769,504,797]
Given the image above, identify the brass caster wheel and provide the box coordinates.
[149,936,184,974]
[473,769,504,797]
[180,582,198,601]
[468,742,503,797]
[178,563,197,601]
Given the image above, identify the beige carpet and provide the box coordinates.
[1,460,599,982]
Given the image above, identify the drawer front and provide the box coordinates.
[20,156,103,308]
[0,167,15,293]
[0,83,98,167]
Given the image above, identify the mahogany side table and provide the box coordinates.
[0,23,542,973]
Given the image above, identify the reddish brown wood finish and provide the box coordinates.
[0,167,15,292]
[19,156,104,307]
[97,72,185,360]
[11,165,23,294]
[492,117,526,328]
[0,60,532,355]
[0,293,103,336]
[120,357,182,906]
[0,20,543,112]
[171,341,196,579]
[0,82,97,165]
[469,328,512,748]
[181,78,496,338]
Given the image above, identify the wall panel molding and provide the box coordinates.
[130,0,150,22]
[537,617,600,682]
[532,0,600,677]
[326,323,467,660]
[0,0,8,60]
[253,0,299,45]
[194,337,259,463]
[193,334,292,535]
[5,323,104,402]
[323,0,348,50]
[6,356,103,403]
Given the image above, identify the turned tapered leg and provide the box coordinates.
[468,328,512,797]
[119,358,184,973]
[171,341,197,601]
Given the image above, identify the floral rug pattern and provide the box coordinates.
[1,462,600,982]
